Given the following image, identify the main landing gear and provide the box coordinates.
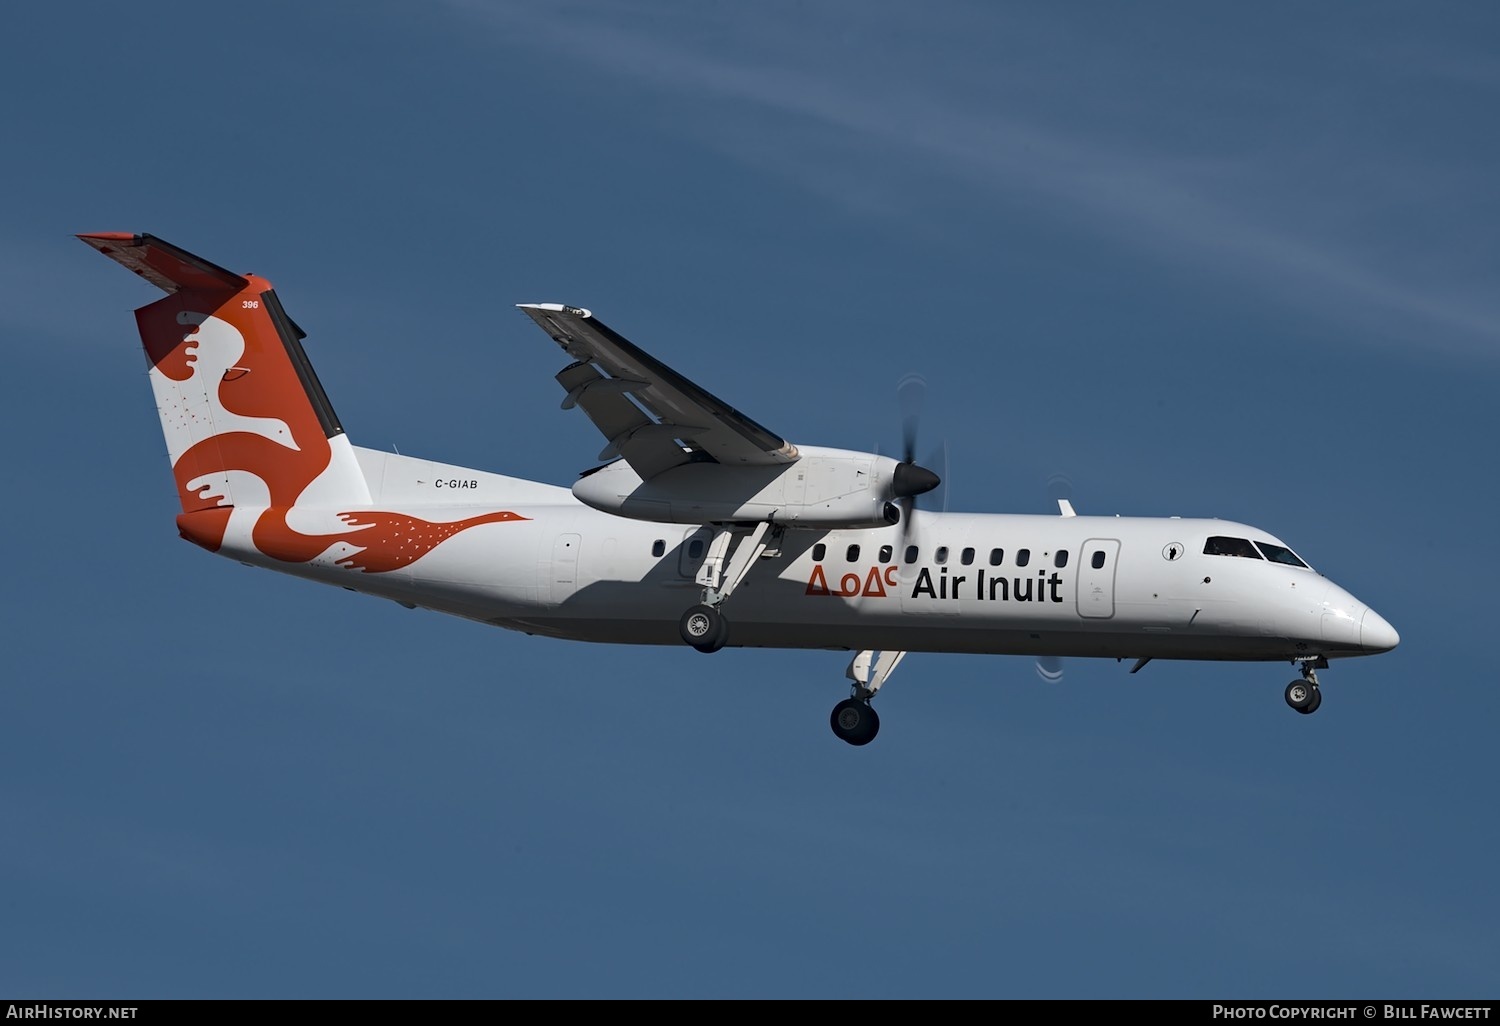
[831,649,906,746]
[1284,657,1326,715]
[676,522,777,653]
[678,604,727,653]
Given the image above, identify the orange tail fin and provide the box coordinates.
[79,233,371,524]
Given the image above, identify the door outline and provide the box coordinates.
[551,533,581,603]
[1077,538,1120,619]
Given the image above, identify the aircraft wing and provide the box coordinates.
[517,304,799,480]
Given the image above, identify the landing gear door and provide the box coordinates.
[1077,538,1120,619]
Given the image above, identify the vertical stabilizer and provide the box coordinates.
[79,233,371,544]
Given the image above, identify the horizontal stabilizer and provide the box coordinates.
[77,232,247,294]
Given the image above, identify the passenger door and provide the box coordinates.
[1076,539,1120,619]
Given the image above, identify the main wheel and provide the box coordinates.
[693,620,728,653]
[679,604,726,651]
[1285,679,1316,712]
[830,698,880,746]
[1297,687,1323,715]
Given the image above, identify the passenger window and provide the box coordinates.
[879,545,893,563]
[1091,550,1105,569]
[812,543,826,561]
[651,539,665,558]
[935,546,949,565]
[1204,536,1262,559]
[961,547,975,566]
[688,539,704,560]
[1054,550,1068,568]
[846,544,861,562]
[1016,548,1031,567]
[904,545,919,564]
[989,548,1004,566]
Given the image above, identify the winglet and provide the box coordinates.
[1058,499,1077,517]
[77,232,247,294]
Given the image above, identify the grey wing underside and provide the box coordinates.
[516,304,799,481]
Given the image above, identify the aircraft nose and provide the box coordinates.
[1361,607,1400,653]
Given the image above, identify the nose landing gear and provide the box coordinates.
[1284,657,1325,715]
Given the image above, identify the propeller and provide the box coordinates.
[923,437,949,516]
[1035,472,1075,683]
[1046,472,1075,510]
[1035,655,1065,683]
[890,372,944,544]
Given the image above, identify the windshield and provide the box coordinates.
[1203,536,1261,559]
[1254,540,1310,568]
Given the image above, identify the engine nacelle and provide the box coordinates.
[572,445,904,528]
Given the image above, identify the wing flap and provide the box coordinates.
[555,362,691,479]
[518,304,798,480]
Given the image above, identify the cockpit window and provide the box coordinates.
[1254,541,1309,568]
[1203,536,1262,559]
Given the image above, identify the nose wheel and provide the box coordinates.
[1284,663,1323,715]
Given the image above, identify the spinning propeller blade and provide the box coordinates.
[1036,473,1076,682]
[891,373,943,546]
[1035,655,1066,683]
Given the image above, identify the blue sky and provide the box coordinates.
[3,0,1497,999]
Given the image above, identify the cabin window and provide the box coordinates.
[1054,550,1069,568]
[1254,541,1309,568]
[1091,550,1106,569]
[846,544,861,562]
[961,547,975,566]
[904,545,919,564]
[879,545,893,564]
[1016,548,1031,567]
[651,539,665,558]
[1204,536,1261,559]
[989,548,1004,566]
[688,539,704,560]
[812,543,827,561]
[935,546,949,565]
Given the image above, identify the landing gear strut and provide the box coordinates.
[1284,657,1325,715]
[830,649,906,746]
[676,522,778,654]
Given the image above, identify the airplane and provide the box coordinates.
[79,232,1400,746]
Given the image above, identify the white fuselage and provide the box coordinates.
[212,447,1397,665]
